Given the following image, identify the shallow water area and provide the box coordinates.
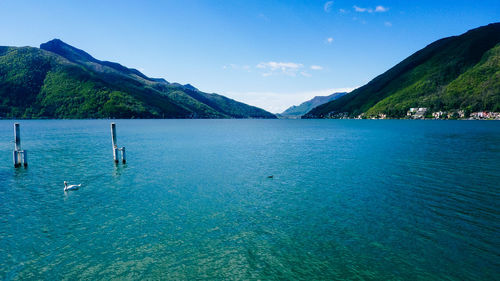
[0,119,499,280]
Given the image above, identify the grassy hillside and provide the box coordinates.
[305,23,500,118]
[0,40,276,119]
[0,47,186,118]
[441,44,500,112]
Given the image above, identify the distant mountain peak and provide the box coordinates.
[280,92,348,118]
[40,38,167,83]
[41,38,97,64]
[43,38,64,45]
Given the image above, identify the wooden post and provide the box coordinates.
[113,147,119,163]
[12,123,27,168]
[111,123,118,163]
[13,123,21,168]
[110,123,126,164]
[121,147,126,164]
[22,150,28,167]
[111,123,117,147]
[14,123,21,151]
[13,151,19,168]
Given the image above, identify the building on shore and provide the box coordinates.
[470,112,500,119]
[432,111,446,119]
[407,108,428,119]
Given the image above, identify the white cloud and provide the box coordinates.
[384,21,392,27]
[256,61,302,70]
[225,87,358,113]
[354,5,388,13]
[354,5,371,13]
[339,8,347,13]
[375,6,389,12]
[324,1,334,12]
[225,62,323,77]
[326,37,334,44]
[256,61,303,76]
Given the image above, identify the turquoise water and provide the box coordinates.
[0,120,499,280]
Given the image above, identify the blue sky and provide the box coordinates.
[1,0,499,112]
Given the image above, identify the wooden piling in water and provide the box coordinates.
[111,123,126,164]
[22,150,28,167]
[13,123,27,167]
[14,123,20,151]
[111,123,118,163]
[113,147,119,164]
[111,123,117,146]
[121,147,126,164]
[13,150,19,168]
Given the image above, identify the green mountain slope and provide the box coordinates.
[441,44,500,112]
[0,40,276,119]
[304,23,500,118]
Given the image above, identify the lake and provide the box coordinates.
[0,120,499,280]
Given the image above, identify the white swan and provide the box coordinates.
[64,181,81,191]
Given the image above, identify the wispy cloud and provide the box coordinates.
[226,62,323,77]
[354,5,370,13]
[256,61,304,76]
[326,37,334,44]
[375,6,389,12]
[339,8,347,13]
[353,5,389,13]
[324,1,334,12]
[384,21,392,27]
[256,62,303,70]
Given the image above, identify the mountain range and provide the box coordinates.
[305,23,500,118]
[2,23,499,120]
[0,39,276,119]
[279,92,348,118]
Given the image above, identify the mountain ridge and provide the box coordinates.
[0,39,276,119]
[304,23,500,118]
[40,39,167,84]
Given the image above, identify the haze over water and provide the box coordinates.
[0,120,499,280]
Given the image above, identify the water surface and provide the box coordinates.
[0,120,499,280]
